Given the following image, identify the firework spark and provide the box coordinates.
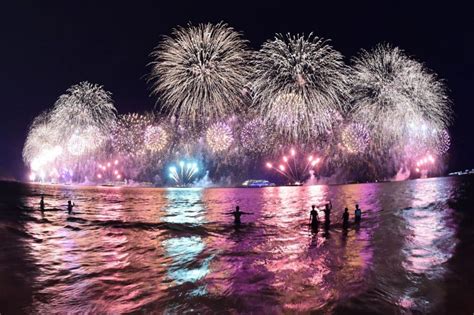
[240,117,275,155]
[112,113,153,157]
[341,123,370,153]
[206,122,234,153]
[150,22,250,125]
[435,129,451,155]
[252,33,348,141]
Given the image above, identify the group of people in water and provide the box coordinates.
[39,195,362,228]
[39,195,75,214]
[228,201,362,228]
[309,201,362,228]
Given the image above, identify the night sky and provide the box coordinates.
[1,1,472,180]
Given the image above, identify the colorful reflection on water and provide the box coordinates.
[0,177,473,313]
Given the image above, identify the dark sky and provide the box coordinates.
[1,0,473,180]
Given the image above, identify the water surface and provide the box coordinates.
[1,177,473,314]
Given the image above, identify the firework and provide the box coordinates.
[112,113,153,157]
[251,33,348,141]
[168,160,200,186]
[67,126,104,156]
[23,113,59,167]
[349,44,451,151]
[265,148,321,184]
[96,159,123,181]
[341,123,370,153]
[240,118,275,155]
[144,124,170,153]
[435,129,451,155]
[49,82,117,137]
[415,153,436,174]
[150,22,250,125]
[206,122,233,153]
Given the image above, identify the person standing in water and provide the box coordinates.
[40,195,45,212]
[67,200,75,214]
[323,200,332,223]
[354,204,362,222]
[228,206,251,225]
[342,207,349,228]
[309,205,319,227]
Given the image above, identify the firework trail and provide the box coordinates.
[150,22,251,125]
[349,44,451,151]
[265,148,322,184]
[168,161,199,186]
[251,33,348,141]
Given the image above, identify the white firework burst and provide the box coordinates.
[349,44,451,151]
[49,81,117,137]
[251,33,348,141]
[150,22,251,125]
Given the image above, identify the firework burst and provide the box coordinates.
[240,117,276,155]
[349,44,451,151]
[49,82,117,137]
[112,113,153,157]
[144,124,170,154]
[150,22,251,125]
[206,122,234,153]
[252,33,348,141]
[341,123,370,153]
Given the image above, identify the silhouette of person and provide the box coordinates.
[67,200,75,214]
[40,195,45,212]
[228,206,251,225]
[342,207,349,228]
[323,200,332,223]
[354,204,362,222]
[309,205,319,227]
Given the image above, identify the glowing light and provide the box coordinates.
[266,149,321,184]
[168,160,200,186]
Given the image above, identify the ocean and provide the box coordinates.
[1,176,473,314]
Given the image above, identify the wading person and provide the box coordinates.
[354,204,362,222]
[40,195,45,212]
[309,205,319,228]
[342,207,349,228]
[323,200,332,223]
[227,206,251,225]
[67,200,75,214]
